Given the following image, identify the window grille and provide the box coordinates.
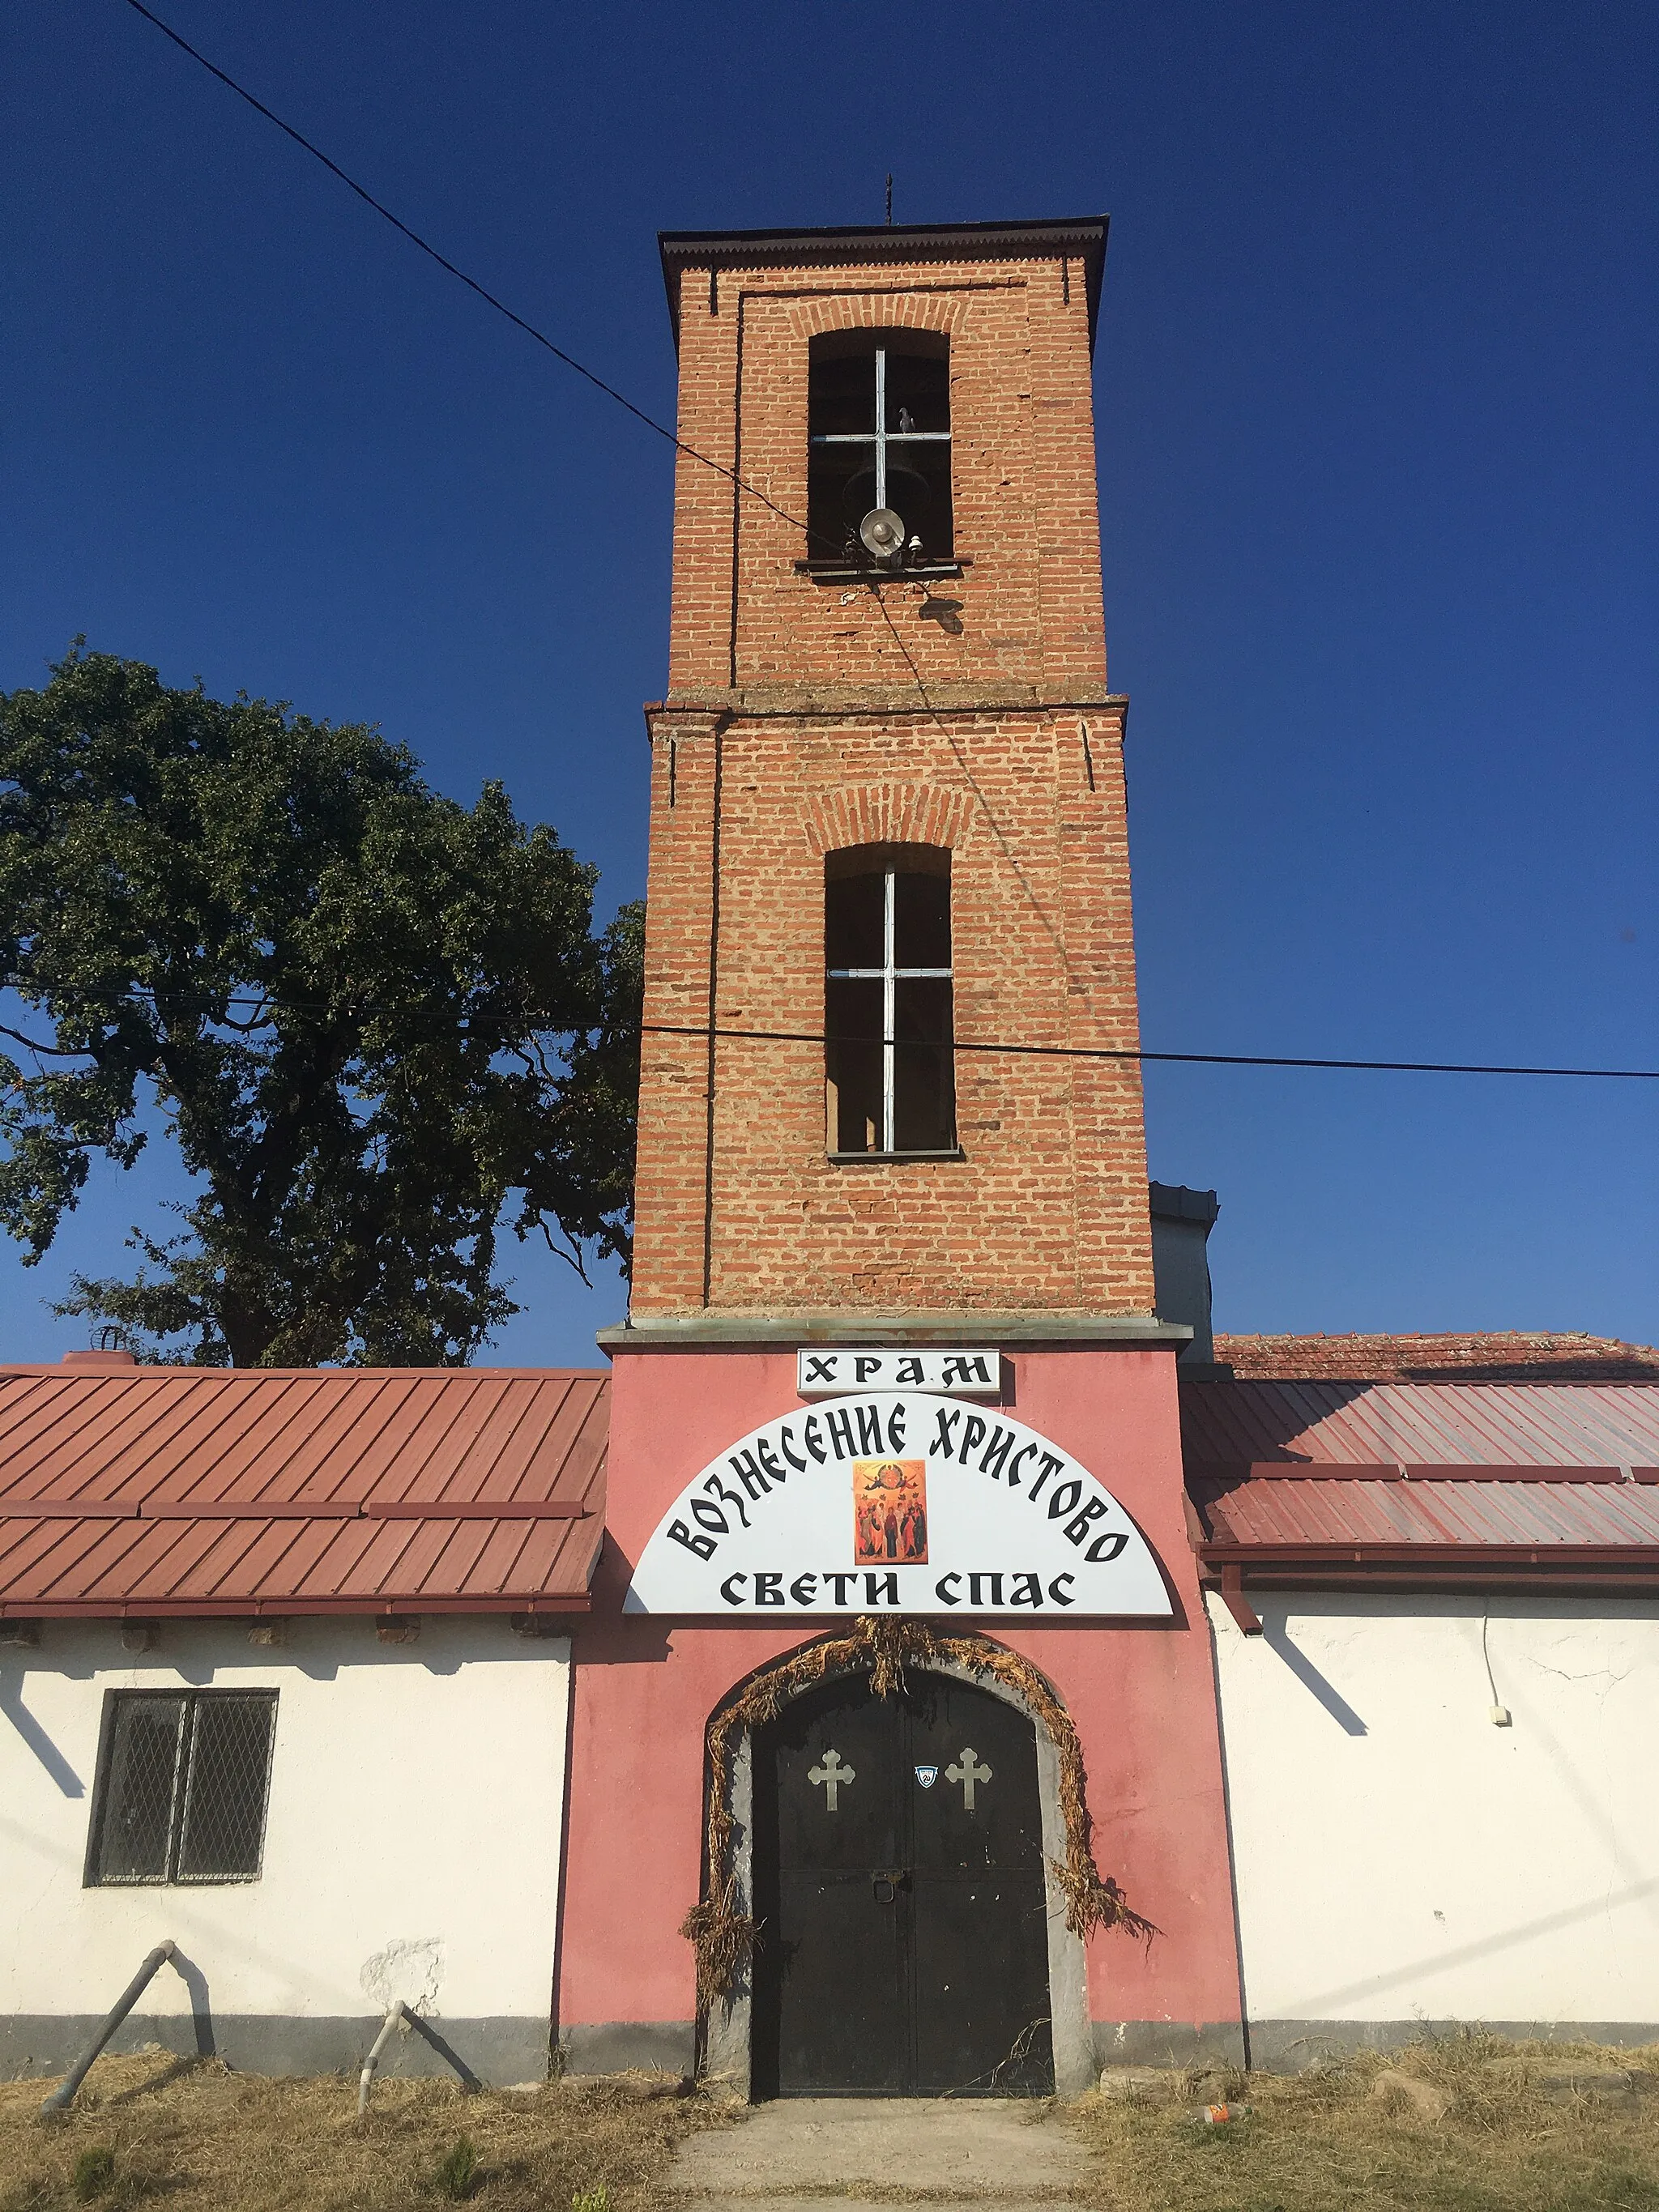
[86,1690,277,1886]
[825,848,956,1157]
[807,333,953,563]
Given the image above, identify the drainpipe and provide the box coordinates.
[356,2001,407,2119]
[40,1942,179,2118]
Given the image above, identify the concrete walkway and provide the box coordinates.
[667,2098,1094,2209]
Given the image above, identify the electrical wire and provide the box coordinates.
[1481,1607,1512,1725]
[641,1023,1658,1080]
[116,2,1050,961]
[119,0,812,543]
[102,6,1659,1097]
[0,986,1653,1078]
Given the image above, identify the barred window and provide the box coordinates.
[86,1690,277,1886]
[825,846,956,1157]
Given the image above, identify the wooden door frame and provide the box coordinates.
[703,1649,1095,2099]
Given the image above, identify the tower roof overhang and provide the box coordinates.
[658,215,1108,353]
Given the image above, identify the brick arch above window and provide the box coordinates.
[787,290,973,347]
[803,784,972,859]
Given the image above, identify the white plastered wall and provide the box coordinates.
[0,1617,569,2040]
[1209,1592,1659,2043]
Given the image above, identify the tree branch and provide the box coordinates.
[0,1023,90,1059]
[535,1214,592,1287]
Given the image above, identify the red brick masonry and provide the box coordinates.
[631,233,1155,1318]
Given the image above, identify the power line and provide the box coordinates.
[100,7,1658,1100]
[114,3,1030,898]
[859,582,1080,982]
[641,1023,1658,1082]
[119,0,812,544]
[1,987,1653,1079]
[97,5,1224,1000]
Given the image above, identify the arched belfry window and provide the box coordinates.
[825,847,957,1157]
[807,332,953,565]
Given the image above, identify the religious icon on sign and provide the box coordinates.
[852,1458,928,1565]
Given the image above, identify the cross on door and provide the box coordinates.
[808,1747,855,1811]
[945,1746,992,1810]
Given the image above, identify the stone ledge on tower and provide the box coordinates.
[598,1311,1192,1350]
[649,684,1131,718]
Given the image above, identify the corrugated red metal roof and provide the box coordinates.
[1183,1377,1659,1592]
[0,1362,608,1617]
[1181,1379,1659,1470]
[1196,1476,1659,1551]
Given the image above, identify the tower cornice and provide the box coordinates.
[659,216,1108,350]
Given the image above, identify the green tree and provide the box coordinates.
[0,646,641,1366]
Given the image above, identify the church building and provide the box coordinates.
[3,215,1659,2096]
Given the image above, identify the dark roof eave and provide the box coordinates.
[0,1577,597,1614]
[1201,1539,1659,1571]
[658,215,1108,352]
[1206,1565,1659,1598]
[0,1595,594,1618]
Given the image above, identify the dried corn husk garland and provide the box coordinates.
[679,1616,1154,2011]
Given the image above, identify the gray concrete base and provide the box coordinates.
[559,2021,696,2077]
[668,2201,1082,2211]
[668,2096,1092,2201]
[1245,2019,1659,2073]
[1091,2019,1248,2071]
[2,2012,548,2087]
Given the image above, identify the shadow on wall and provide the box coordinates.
[0,1669,86,1796]
[1284,1875,1659,2016]
[171,1949,216,2057]
[1258,1607,1368,1737]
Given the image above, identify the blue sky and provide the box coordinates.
[2,0,1654,1362]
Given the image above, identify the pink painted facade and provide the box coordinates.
[558,1343,1244,2069]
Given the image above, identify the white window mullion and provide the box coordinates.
[881,867,897,1153]
[874,347,887,514]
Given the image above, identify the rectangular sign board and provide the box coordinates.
[797,1348,1002,1400]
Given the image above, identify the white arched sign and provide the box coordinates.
[623,1392,1171,1617]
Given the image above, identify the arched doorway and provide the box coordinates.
[750,1669,1054,2096]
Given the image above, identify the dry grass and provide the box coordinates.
[0,2052,736,2212]
[1068,2031,1659,2210]
[7,2035,1659,2210]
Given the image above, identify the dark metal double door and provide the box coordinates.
[753,1673,1053,2096]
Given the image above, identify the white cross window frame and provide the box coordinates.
[826,864,953,1157]
[808,344,952,519]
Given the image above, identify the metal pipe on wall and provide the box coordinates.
[39,1941,179,2119]
[356,2000,407,2119]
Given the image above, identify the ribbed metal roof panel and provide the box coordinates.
[0,1366,607,1614]
[1182,1379,1659,1469]
[1196,1477,1659,1550]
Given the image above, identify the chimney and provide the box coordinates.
[1148,1185,1227,1375]
[61,1349,139,1370]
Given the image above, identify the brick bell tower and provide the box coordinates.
[561,222,1243,2096]
[628,216,1158,1323]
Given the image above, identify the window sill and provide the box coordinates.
[827,1148,966,1166]
[796,560,970,583]
[87,1873,262,1889]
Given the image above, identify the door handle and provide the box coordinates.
[872,1869,911,1903]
